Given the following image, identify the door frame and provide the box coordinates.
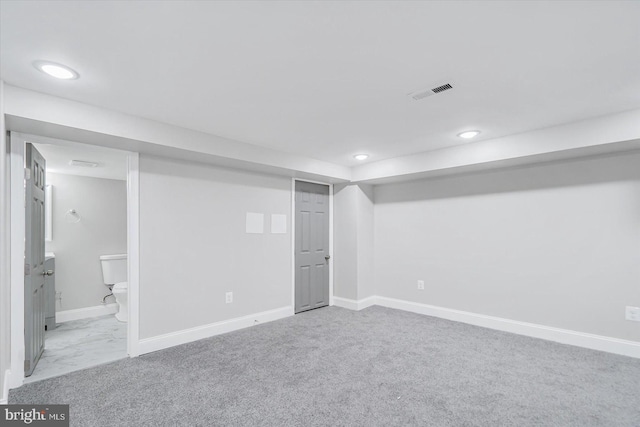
[7,133,141,390]
[291,178,334,312]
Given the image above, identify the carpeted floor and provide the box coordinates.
[9,306,640,426]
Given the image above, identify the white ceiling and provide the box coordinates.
[24,134,129,181]
[1,1,639,167]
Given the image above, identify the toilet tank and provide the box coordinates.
[100,254,128,285]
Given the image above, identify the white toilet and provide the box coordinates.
[99,254,128,322]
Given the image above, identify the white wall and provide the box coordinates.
[4,85,351,182]
[139,156,292,339]
[333,183,375,300]
[45,173,127,311]
[374,152,640,342]
[333,184,358,300]
[0,80,11,402]
[356,184,375,299]
[353,108,640,183]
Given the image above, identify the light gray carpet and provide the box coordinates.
[10,306,640,426]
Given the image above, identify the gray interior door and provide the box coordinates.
[25,143,46,377]
[295,181,330,313]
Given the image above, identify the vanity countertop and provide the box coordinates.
[45,252,55,260]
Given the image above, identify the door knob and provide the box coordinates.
[42,270,54,276]
[325,255,331,261]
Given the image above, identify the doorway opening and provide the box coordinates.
[12,132,136,383]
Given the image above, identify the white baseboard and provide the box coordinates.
[138,306,293,355]
[56,303,118,323]
[375,296,640,359]
[333,296,377,311]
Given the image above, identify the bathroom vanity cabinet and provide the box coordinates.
[44,255,57,330]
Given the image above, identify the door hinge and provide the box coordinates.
[25,168,31,181]
[25,263,31,276]
[24,360,30,372]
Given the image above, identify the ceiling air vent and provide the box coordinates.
[431,83,452,93]
[409,82,453,100]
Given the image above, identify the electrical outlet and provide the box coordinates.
[625,306,640,322]
[417,280,425,290]
[225,292,233,304]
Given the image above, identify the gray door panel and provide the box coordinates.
[295,182,330,313]
[25,142,46,376]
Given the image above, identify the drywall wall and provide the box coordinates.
[334,184,358,300]
[4,85,351,182]
[333,184,375,300]
[352,108,640,183]
[45,173,127,311]
[374,152,640,342]
[139,155,292,339]
[356,184,375,299]
[0,80,11,401]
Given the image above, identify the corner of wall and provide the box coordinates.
[333,183,377,301]
[333,184,359,300]
[355,184,375,300]
[0,79,12,404]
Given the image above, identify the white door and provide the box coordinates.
[294,181,330,313]
[24,143,47,376]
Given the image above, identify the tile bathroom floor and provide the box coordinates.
[25,315,127,383]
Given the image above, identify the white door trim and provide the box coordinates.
[126,152,141,357]
[8,134,26,389]
[291,179,334,312]
[6,133,141,391]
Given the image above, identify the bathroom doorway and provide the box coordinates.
[14,132,134,383]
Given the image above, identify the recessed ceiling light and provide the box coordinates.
[353,154,369,161]
[33,60,79,80]
[457,130,481,139]
[69,160,98,168]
